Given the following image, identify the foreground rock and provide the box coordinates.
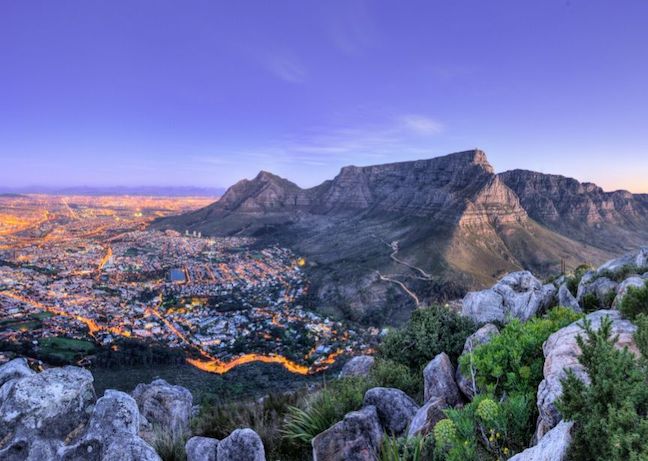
[510,420,573,461]
[339,356,375,378]
[217,428,265,461]
[61,390,161,461]
[462,271,556,323]
[535,310,638,439]
[407,397,447,437]
[132,378,193,435]
[186,436,219,461]
[455,324,499,399]
[312,406,383,461]
[0,358,35,388]
[363,387,419,436]
[423,352,461,406]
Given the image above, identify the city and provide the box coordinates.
[0,194,377,375]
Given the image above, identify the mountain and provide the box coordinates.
[152,150,638,325]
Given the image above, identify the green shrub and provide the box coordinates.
[380,305,475,373]
[558,316,648,461]
[380,433,433,461]
[150,426,187,461]
[619,280,648,320]
[282,377,369,447]
[369,358,422,399]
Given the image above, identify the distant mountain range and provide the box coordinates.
[0,186,225,197]
[151,150,648,325]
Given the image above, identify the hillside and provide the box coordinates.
[152,150,638,324]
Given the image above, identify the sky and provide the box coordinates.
[1,0,647,192]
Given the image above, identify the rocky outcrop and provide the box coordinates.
[186,436,219,461]
[339,356,375,378]
[406,397,447,437]
[509,420,573,461]
[613,276,646,307]
[576,276,617,306]
[557,284,580,311]
[455,324,499,399]
[363,387,419,436]
[217,428,265,461]
[462,271,556,323]
[535,310,639,439]
[0,358,34,388]
[423,352,461,406]
[312,406,383,461]
[131,379,193,435]
[0,363,160,461]
[597,246,648,274]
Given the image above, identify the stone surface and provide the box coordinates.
[339,356,375,379]
[61,390,161,461]
[557,283,581,311]
[423,352,461,406]
[186,436,219,461]
[462,271,556,323]
[614,276,646,307]
[576,276,618,306]
[456,324,500,399]
[363,387,419,436]
[217,428,265,461]
[131,379,193,435]
[509,420,573,461]
[0,358,35,388]
[535,310,638,439]
[312,405,383,461]
[406,397,447,437]
[597,246,648,274]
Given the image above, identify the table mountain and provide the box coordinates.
[152,150,641,325]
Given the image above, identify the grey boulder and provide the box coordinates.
[339,356,375,378]
[535,310,639,439]
[557,284,581,312]
[363,387,419,436]
[217,428,265,461]
[407,397,447,437]
[509,420,573,461]
[423,352,461,406]
[576,276,617,306]
[186,436,219,461]
[462,271,556,323]
[312,405,383,461]
[0,358,35,389]
[613,276,646,307]
[132,379,193,435]
[597,246,648,275]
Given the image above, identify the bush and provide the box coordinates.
[369,358,422,399]
[380,433,433,461]
[558,316,648,461]
[619,280,648,320]
[380,305,475,373]
[150,426,187,461]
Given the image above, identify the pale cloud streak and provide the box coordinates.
[264,52,307,83]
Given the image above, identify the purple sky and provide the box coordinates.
[1,0,647,192]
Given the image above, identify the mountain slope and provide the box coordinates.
[152,150,631,325]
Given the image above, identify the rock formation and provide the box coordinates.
[362,387,419,436]
[455,323,500,399]
[339,356,375,378]
[131,378,193,435]
[423,352,461,406]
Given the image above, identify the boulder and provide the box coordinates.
[613,276,646,307]
[557,284,581,312]
[576,276,618,306]
[597,246,648,275]
[186,436,219,461]
[406,397,447,437]
[509,420,573,461]
[462,271,556,323]
[363,387,419,435]
[312,406,383,461]
[131,379,192,435]
[60,390,161,461]
[423,353,461,406]
[339,356,375,378]
[455,324,499,399]
[217,428,265,461]
[0,358,35,388]
[0,366,95,443]
[535,310,638,439]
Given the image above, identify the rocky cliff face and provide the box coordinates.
[152,150,643,324]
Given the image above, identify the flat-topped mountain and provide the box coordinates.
[152,150,643,324]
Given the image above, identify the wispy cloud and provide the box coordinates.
[327,0,377,56]
[264,52,307,83]
[399,115,444,135]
